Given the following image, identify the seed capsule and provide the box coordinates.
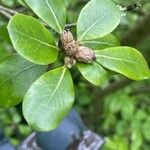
[61,30,78,56]
[60,30,96,65]
[75,46,96,63]
[64,41,78,56]
[61,30,74,46]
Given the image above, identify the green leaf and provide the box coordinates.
[104,136,128,150]
[0,54,47,108]
[23,66,75,131]
[0,24,11,43]
[18,0,27,6]
[81,34,120,50]
[77,0,122,41]
[131,130,143,150]
[77,61,109,86]
[24,0,66,33]
[0,45,11,62]
[0,0,14,7]
[142,117,150,141]
[7,14,58,65]
[95,46,150,80]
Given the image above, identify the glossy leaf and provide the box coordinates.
[23,66,75,131]
[0,54,47,108]
[95,47,150,80]
[7,14,58,65]
[77,0,122,41]
[81,34,120,50]
[77,61,109,86]
[18,0,27,6]
[24,0,66,33]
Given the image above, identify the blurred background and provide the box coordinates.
[0,0,150,149]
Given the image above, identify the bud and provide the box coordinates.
[75,46,96,63]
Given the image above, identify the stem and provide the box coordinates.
[120,2,141,12]
[65,23,76,29]
[86,78,132,131]
[42,21,77,32]
[16,7,27,13]
[122,13,150,46]
[130,86,150,96]
[0,9,12,19]
[124,2,141,11]
[0,4,17,15]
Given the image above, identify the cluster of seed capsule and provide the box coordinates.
[60,29,96,68]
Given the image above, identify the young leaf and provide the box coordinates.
[77,61,109,86]
[23,66,75,131]
[7,14,58,65]
[95,47,150,80]
[81,34,120,50]
[0,54,47,108]
[24,0,66,33]
[77,0,122,41]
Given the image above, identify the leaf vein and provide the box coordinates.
[9,28,57,50]
[96,54,146,67]
[0,64,36,87]
[45,0,62,33]
[79,11,111,40]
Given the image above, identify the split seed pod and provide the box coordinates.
[75,46,96,63]
[61,30,96,66]
[60,30,78,56]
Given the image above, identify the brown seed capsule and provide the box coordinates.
[74,46,96,63]
[60,30,78,56]
[64,41,78,56]
[60,30,96,65]
[61,30,74,46]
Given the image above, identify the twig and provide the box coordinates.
[0,9,12,19]
[130,86,150,96]
[123,2,141,11]
[131,9,145,16]
[0,4,77,30]
[16,7,27,13]
[65,23,76,29]
[0,4,17,15]
[122,13,150,46]
[98,78,132,98]
[42,21,77,31]
[85,78,132,130]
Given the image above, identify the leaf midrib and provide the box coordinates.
[36,67,66,100]
[96,54,147,67]
[78,11,110,41]
[82,40,115,47]
[0,64,36,87]
[9,27,57,50]
[45,0,62,33]
[49,67,66,100]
